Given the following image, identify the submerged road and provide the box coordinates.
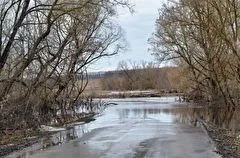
[8,97,220,158]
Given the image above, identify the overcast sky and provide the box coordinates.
[89,0,163,72]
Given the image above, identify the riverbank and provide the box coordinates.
[200,119,240,158]
[0,134,39,157]
[0,113,96,157]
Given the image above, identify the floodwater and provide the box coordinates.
[7,97,221,158]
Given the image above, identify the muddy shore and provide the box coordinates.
[0,113,96,157]
[200,119,240,158]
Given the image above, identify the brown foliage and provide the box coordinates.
[100,66,181,92]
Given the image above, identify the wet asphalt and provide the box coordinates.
[7,97,221,158]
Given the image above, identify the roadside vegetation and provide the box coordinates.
[149,0,240,107]
[0,0,130,147]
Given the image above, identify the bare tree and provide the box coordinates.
[0,0,131,134]
[150,0,240,106]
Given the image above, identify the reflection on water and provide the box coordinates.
[9,97,240,158]
[117,108,173,123]
[14,124,92,158]
[117,105,240,131]
[169,107,240,131]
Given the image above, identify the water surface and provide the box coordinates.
[7,97,221,158]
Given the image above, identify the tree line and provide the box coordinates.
[100,61,180,92]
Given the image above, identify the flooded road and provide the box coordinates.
[7,97,220,158]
